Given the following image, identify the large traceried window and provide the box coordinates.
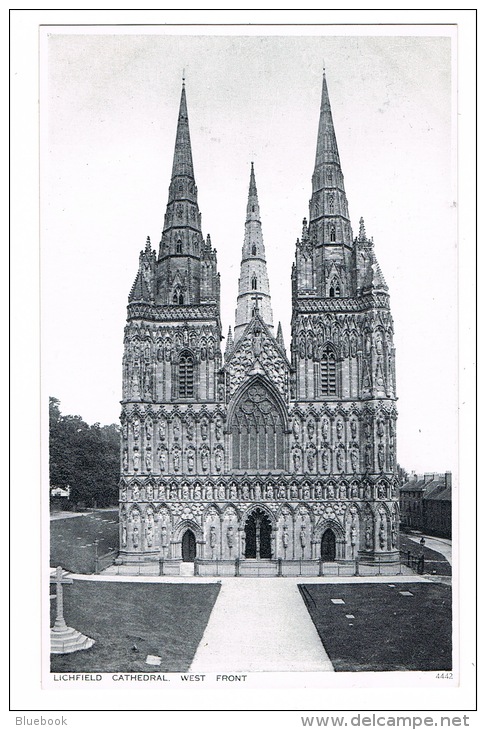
[178,351,195,398]
[231,382,285,471]
[321,347,337,396]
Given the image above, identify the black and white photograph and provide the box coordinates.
[10,8,477,723]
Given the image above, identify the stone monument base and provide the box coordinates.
[51,625,95,655]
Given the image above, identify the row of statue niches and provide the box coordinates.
[121,481,398,502]
[294,327,394,361]
[122,415,224,443]
[122,414,396,444]
[292,416,395,443]
[125,335,219,364]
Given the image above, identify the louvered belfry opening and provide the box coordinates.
[320,347,337,396]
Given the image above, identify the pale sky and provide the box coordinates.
[41,29,457,475]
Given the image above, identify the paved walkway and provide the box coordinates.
[189,578,334,672]
[406,534,452,565]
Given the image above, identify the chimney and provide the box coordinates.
[445,471,452,489]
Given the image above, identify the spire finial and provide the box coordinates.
[182,68,185,86]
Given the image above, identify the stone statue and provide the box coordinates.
[172,419,180,442]
[215,450,223,472]
[194,484,201,500]
[200,420,208,440]
[307,420,315,440]
[123,449,128,472]
[227,526,234,549]
[322,449,330,472]
[321,418,329,441]
[292,418,300,441]
[187,449,195,472]
[336,448,344,471]
[201,450,209,472]
[186,418,194,441]
[121,524,127,547]
[145,449,152,472]
[158,447,167,472]
[307,450,315,471]
[158,419,166,441]
[133,450,140,472]
[293,451,301,472]
[350,449,358,473]
[173,450,180,472]
[350,420,357,439]
[133,418,140,440]
[365,523,372,550]
[336,420,343,440]
[365,444,372,469]
[378,443,385,471]
[209,526,217,549]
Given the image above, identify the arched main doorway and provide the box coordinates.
[182,529,196,562]
[321,529,336,562]
[245,508,272,559]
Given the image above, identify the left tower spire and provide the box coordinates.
[155,81,215,306]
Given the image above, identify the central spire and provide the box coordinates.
[234,163,274,342]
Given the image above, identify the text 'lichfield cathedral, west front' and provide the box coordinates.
[117,70,400,576]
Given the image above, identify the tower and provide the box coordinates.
[118,81,223,567]
[290,69,399,563]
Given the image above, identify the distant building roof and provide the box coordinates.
[424,483,452,502]
[400,473,451,497]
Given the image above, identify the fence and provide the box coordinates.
[400,549,425,575]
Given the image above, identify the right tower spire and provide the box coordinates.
[308,69,353,249]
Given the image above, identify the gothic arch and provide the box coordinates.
[314,518,345,544]
[228,375,289,472]
[240,502,276,529]
[173,518,204,543]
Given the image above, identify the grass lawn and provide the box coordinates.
[50,510,119,573]
[50,580,220,673]
[399,534,452,576]
[299,582,452,672]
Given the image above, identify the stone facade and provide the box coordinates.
[117,73,400,575]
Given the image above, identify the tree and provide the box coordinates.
[49,397,120,507]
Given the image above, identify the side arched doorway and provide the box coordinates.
[245,509,272,559]
[182,529,196,562]
[321,529,336,562]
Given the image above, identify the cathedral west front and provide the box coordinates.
[117,70,400,576]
